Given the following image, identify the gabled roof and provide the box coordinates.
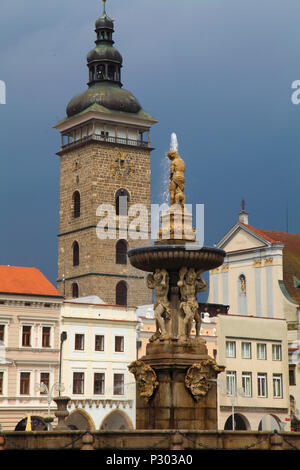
[220,223,300,304]
[241,224,281,244]
[0,266,62,298]
[245,227,300,304]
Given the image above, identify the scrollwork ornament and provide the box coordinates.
[185,360,225,401]
[128,360,159,402]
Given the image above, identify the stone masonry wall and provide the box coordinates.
[57,141,152,305]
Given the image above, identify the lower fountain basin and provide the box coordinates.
[128,244,226,273]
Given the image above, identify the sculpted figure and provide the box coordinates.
[185,361,225,401]
[185,364,211,400]
[178,267,208,338]
[147,268,171,341]
[167,150,186,208]
[128,360,158,402]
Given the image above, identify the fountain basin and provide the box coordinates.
[128,245,226,273]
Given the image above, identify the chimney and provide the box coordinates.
[238,199,249,224]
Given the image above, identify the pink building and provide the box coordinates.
[0,266,63,430]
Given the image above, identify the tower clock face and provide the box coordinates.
[110,152,135,180]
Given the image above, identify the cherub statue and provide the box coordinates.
[167,150,186,208]
[146,268,171,341]
[177,267,208,339]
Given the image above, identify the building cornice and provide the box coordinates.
[17,315,59,322]
[54,111,156,133]
[57,272,144,282]
[220,405,289,413]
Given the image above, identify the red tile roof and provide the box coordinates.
[0,266,62,297]
[243,225,300,303]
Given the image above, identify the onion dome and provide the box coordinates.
[66,0,141,118]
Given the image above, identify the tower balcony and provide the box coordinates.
[58,122,152,155]
[61,133,150,152]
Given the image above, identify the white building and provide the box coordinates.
[60,296,138,431]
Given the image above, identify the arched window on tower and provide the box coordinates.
[96,64,105,80]
[73,191,81,218]
[108,64,115,81]
[73,242,79,266]
[115,189,130,216]
[72,283,79,298]
[116,240,128,265]
[116,281,128,306]
[89,66,95,83]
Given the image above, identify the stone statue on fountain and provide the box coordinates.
[167,149,186,208]
[178,267,208,340]
[146,268,171,342]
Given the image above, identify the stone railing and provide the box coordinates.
[1,429,300,451]
[61,134,150,152]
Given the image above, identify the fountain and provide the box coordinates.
[128,135,226,430]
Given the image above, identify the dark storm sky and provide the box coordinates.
[0,0,299,286]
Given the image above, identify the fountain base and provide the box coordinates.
[133,340,222,430]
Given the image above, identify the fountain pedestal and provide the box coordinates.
[135,340,219,430]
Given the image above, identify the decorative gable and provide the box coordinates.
[217,224,270,253]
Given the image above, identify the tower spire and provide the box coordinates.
[102,0,107,15]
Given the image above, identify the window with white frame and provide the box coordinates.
[0,325,5,344]
[273,374,283,398]
[242,372,252,397]
[257,343,267,360]
[257,373,268,397]
[94,373,105,395]
[22,325,32,347]
[20,372,30,395]
[74,333,85,351]
[226,371,236,396]
[73,372,84,394]
[40,373,50,394]
[115,336,124,353]
[42,327,51,348]
[272,344,282,361]
[113,373,124,395]
[241,342,252,359]
[95,335,104,352]
[226,341,236,358]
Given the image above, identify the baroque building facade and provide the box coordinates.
[0,266,63,430]
[54,1,157,306]
[60,296,138,431]
[207,207,300,431]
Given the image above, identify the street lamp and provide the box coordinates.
[210,377,245,431]
[59,331,67,397]
[35,382,65,430]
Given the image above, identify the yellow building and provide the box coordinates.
[60,296,138,431]
[215,314,289,431]
[208,208,300,430]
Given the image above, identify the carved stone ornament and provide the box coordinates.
[185,360,225,401]
[128,360,159,402]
